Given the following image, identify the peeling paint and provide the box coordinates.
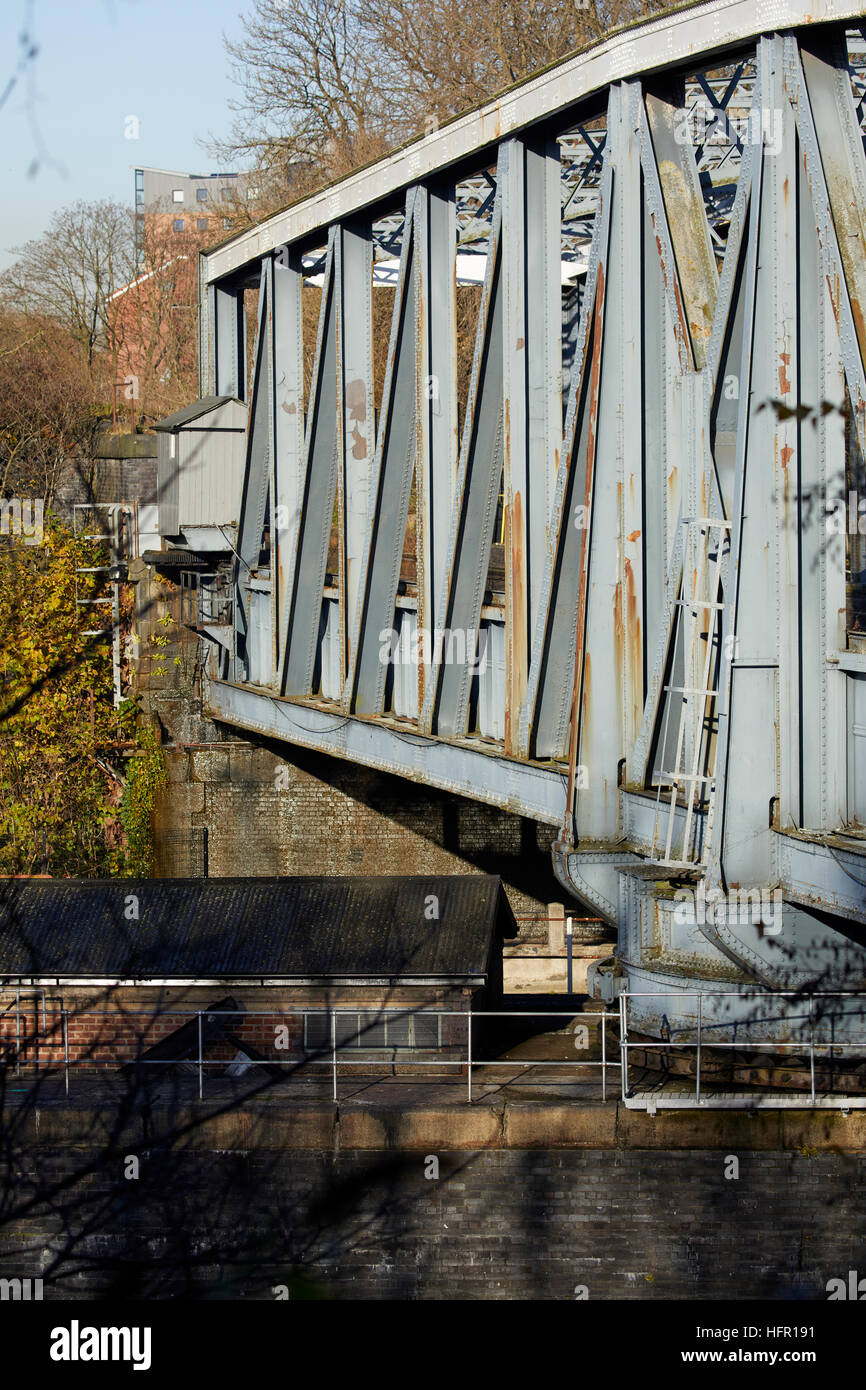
[346,378,367,422]
[778,352,792,396]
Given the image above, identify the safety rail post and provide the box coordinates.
[35,991,42,1073]
[696,993,702,1104]
[197,1011,203,1100]
[331,1012,337,1102]
[467,1011,472,1103]
[15,989,20,1076]
[566,917,573,994]
[63,1010,69,1098]
[619,992,628,1098]
[809,996,816,1105]
[601,1009,607,1102]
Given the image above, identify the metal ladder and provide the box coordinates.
[651,517,730,868]
[73,504,134,708]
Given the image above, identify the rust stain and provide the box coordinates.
[583,264,604,485]
[346,378,367,422]
[655,231,690,358]
[581,651,592,727]
[655,234,665,277]
[778,352,792,396]
[515,337,525,351]
[564,266,604,831]
[282,401,297,414]
[508,489,527,751]
[613,579,624,733]
[783,175,790,206]
[780,436,791,530]
[624,556,642,737]
[626,529,641,543]
[850,292,866,363]
[351,425,367,460]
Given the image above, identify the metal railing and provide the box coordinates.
[620,990,866,1111]
[180,571,234,630]
[6,993,866,1109]
[0,1004,618,1103]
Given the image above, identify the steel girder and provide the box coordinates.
[188,4,866,1038]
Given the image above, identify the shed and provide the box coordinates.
[0,876,514,1073]
[154,396,247,549]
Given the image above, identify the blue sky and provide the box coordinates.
[0,0,250,268]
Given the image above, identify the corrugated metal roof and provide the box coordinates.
[0,877,512,980]
[140,548,215,568]
[153,396,238,431]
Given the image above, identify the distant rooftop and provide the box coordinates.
[134,167,241,180]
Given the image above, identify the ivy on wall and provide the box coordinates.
[120,723,166,876]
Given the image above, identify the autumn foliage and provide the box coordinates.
[0,522,137,875]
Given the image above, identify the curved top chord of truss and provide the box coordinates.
[202,0,865,284]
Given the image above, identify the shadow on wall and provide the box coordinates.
[153,729,561,918]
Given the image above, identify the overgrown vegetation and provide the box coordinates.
[120,723,166,877]
[0,520,139,875]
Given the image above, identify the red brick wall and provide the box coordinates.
[0,988,475,1072]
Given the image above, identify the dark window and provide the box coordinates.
[303,1010,441,1052]
[173,218,184,232]
[197,218,208,230]
[413,1013,440,1048]
[196,188,207,202]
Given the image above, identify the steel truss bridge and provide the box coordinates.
[170,0,866,1043]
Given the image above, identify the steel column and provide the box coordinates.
[281,232,341,696]
[415,182,458,705]
[501,137,562,754]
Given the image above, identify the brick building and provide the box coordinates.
[133,167,254,249]
[0,876,512,1076]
